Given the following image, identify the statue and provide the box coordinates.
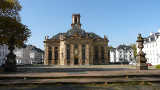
[136,34,148,70]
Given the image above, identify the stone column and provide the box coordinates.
[98,46,101,64]
[44,46,49,65]
[51,46,55,64]
[70,44,74,65]
[64,44,67,65]
[85,44,89,65]
[78,44,82,65]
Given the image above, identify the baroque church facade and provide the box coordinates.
[44,14,109,65]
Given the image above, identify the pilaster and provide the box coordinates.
[64,44,67,65]
[70,44,74,65]
[51,46,55,64]
[85,44,89,65]
[78,44,82,65]
[44,45,49,65]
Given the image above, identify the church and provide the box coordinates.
[44,14,109,65]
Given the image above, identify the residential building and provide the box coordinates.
[0,45,9,66]
[110,45,135,64]
[143,30,160,65]
[14,45,44,65]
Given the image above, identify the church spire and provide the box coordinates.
[71,14,81,29]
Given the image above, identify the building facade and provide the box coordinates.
[14,45,44,65]
[0,44,44,66]
[44,14,109,65]
[110,45,135,64]
[0,44,9,66]
[142,30,160,65]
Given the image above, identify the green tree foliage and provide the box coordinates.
[0,0,31,47]
[108,46,114,50]
[0,16,31,47]
[130,44,137,58]
[0,0,21,20]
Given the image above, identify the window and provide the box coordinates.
[66,44,70,64]
[94,46,98,64]
[55,47,58,61]
[82,45,85,64]
[101,47,105,64]
[48,47,52,64]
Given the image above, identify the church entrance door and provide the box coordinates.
[74,58,79,65]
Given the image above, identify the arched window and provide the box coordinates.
[82,45,85,64]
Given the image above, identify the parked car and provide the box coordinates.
[147,63,152,66]
[129,62,136,65]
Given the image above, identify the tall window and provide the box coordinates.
[74,44,78,65]
[66,44,70,64]
[54,47,58,64]
[48,47,52,64]
[82,45,85,64]
[101,46,105,64]
[94,46,98,64]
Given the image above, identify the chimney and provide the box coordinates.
[71,14,81,29]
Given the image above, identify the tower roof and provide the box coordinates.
[50,14,104,40]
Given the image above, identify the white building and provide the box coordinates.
[0,44,44,66]
[142,30,160,65]
[110,45,135,64]
[0,45,9,66]
[14,45,44,65]
[110,48,116,63]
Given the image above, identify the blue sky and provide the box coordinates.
[19,0,160,50]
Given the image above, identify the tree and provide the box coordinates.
[0,0,31,71]
[0,0,21,20]
[0,16,31,47]
[108,46,114,50]
[130,44,137,58]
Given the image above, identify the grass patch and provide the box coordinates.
[156,65,160,69]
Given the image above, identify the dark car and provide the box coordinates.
[147,63,152,66]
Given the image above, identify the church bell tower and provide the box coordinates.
[71,14,81,29]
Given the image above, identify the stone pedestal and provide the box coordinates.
[136,64,148,70]
[4,44,17,72]
[136,34,148,70]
